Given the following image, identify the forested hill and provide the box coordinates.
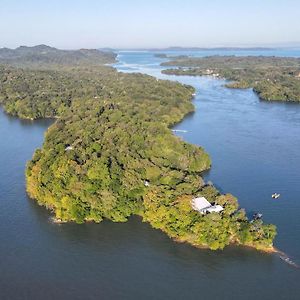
[0,45,116,67]
[162,56,300,102]
[0,47,276,251]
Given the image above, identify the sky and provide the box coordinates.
[0,0,299,49]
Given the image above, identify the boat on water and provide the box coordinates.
[272,193,281,199]
[172,129,188,133]
[250,212,263,223]
[253,212,263,220]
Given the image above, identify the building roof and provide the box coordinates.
[191,197,224,214]
[191,197,212,212]
[207,205,224,213]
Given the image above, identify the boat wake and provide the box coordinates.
[276,250,299,268]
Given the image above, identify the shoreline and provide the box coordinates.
[50,213,277,254]
[7,53,275,252]
[29,58,278,253]
[160,55,300,103]
[173,234,277,254]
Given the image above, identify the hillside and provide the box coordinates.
[0,45,116,67]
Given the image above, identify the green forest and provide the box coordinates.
[162,55,300,102]
[0,46,276,250]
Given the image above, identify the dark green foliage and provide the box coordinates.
[162,56,300,102]
[20,63,208,225]
[0,45,116,67]
[143,185,276,250]
[0,47,276,250]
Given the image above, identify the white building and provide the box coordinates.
[206,205,224,213]
[191,197,223,214]
[144,180,150,187]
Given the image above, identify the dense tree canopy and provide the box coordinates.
[0,44,116,67]
[162,55,300,102]
[0,46,276,250]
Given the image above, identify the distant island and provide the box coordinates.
[161,56,300,102]
[154,53,168,58]
[154,53,189,59]
[116,47,275,52]
[159,47,275,51]
[0,45,276,251]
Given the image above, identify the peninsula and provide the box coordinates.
[0,46,276,251]
[162,56,300,102]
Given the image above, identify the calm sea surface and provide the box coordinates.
[1,50,300,299]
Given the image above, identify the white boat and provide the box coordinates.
[172,129,188,133]
[272,193,280,199]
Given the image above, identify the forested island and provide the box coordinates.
[162,56,300,102]
[0,46,276,251]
